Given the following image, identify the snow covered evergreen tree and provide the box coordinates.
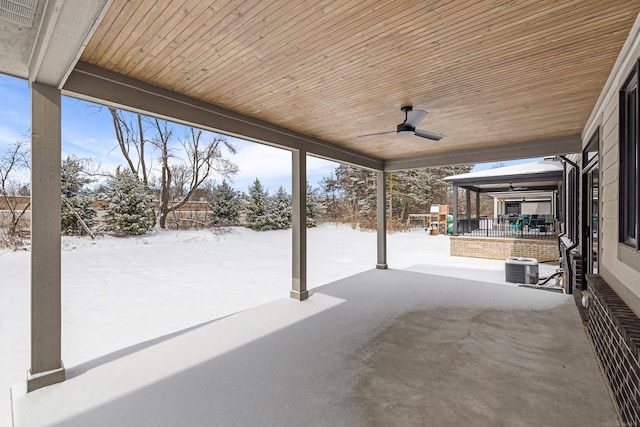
[306,183,321,228]
[245,178,271,231]
[61,156,97,236]
[318,163,474,228]
[209,180,240,226]
[333,164,377,225]
[102,168,156,235]
[268,186,291,230]
[318,172,341,221]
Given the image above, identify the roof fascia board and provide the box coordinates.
[384,134,581,171]
[467,184,561,193]
[29,0,113,88]
[64,62,384,171]
[444,171,563,186]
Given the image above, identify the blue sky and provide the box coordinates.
[0,73,536,192]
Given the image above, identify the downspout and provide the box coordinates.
[559,155,580,294]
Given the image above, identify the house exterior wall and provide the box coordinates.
[584,13,640,317]
[577,13,640,426]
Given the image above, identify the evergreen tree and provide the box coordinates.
[334,164,377,224]
[319,172,341,221]
[268,186,291,230]
[318,163,474,227]
[306,183,321,228]
[61,156,97,236]
[245,178,271,231]
[209,180,240,226]
[102,168,156,235]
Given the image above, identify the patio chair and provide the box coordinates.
[509,218,523,232]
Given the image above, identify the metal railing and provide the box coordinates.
[456,215,560,240]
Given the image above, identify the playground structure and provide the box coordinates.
[406,205,453,235]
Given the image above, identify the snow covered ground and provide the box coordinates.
[0,224,560,426]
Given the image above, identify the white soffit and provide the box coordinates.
[28,0,110,87]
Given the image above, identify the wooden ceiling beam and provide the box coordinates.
[63,62,384,170]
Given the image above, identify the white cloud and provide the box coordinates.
[0,125,23,146]
[229,141,339,193]
[234,141,290,178]
[307,155,339,180]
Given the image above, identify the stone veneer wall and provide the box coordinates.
[450,236,559,262]
[587,274,640,425]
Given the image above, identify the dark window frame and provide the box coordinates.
[568,168,578,243]
[505,201,521,216]
[582,128,599,282]
[583,128,599,169]
[619,60,640,249]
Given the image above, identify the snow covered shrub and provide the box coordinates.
[61,157,97,236]
[0,226,27,250]
[245,179,321,231]
[245,178,272,231]
[306,183,321,228]
[102,168,156,235]
[209,180,240,226]
[267,186,291,230]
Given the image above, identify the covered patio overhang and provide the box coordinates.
[443,159,564,234]
[1,0,640,392]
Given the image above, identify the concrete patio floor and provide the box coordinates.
[12,267,617,426]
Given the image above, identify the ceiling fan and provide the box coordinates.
[508,184,529,191]
[358,106,445,141]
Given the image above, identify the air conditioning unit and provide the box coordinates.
[505,257,539,284]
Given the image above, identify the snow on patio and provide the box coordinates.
[1,225,562,426]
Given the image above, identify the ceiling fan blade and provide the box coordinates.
[357,130,396,138]
[404,109,428,128]
[414,129,445,141]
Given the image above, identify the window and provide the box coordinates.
[620,62,640,249]
[582,129,599,277]
[567,168,578,242]
[583,129,599,168]
[505,201,521,216]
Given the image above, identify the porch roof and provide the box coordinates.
[443,159,564,193]
[1,2,640,169]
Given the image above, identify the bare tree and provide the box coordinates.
[170,164,191,200]
[107,107,238,229]
[108,107,150,185]
[0,140,30,237]
[151,120,237,228]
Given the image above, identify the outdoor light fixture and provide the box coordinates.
[396,126,414,136]
[0,0,38,27]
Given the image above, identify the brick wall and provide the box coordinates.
[587,274,640,425]
[450,236,559,262]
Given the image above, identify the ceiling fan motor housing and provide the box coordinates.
[397,123,415,135]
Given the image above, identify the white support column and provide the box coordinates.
[28,83,64,392]
[291,149,308,301]
[376,171,388,269]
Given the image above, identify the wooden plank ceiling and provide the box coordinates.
[80,0,640,161]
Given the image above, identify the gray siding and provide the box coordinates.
[584,13,640,317]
